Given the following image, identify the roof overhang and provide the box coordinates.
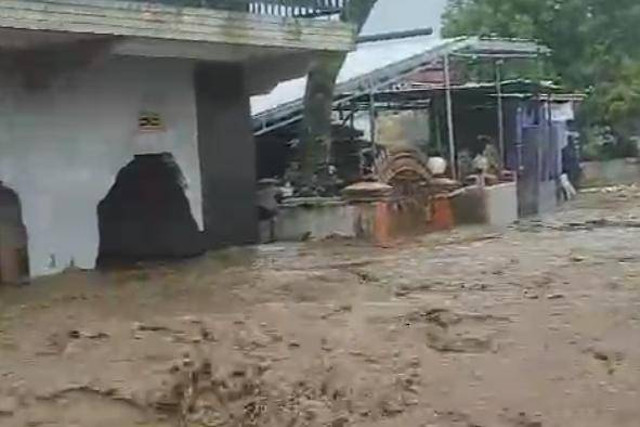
[0,0,355,56]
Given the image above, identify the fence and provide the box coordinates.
[128,0,348,17]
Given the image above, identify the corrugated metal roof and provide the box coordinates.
[251,36,547,134]
[252,36,458,116]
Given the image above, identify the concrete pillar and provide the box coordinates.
[194,63,257,249]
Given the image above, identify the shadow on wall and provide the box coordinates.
[97,153,204,268]
[0,182,29,283]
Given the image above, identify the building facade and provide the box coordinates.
[0,0,353,277]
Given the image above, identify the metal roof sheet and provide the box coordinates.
[252,36,459,116]
[251,36,547,134]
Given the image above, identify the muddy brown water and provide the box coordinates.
[1,189,640,426]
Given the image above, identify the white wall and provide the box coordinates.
[0,56,202,276]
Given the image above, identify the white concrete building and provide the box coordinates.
[0,0,353,277]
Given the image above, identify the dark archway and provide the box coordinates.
[0,182,29,283]
[97,153,204,268]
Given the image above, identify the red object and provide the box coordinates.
[373,202,392,247]
[429,196,454,231]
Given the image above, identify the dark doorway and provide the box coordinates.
[0,182,29,283]
[97,153,204,268]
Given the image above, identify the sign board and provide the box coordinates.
[138,111,164,132]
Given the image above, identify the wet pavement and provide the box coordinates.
[1,186,640,426]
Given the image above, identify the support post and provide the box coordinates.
[369,86,376,146]
[195,63,257,248]
[546,89,554,181]
[495,59,505,167]
[444,54,457,180]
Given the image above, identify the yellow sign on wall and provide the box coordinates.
[138,111,164,132]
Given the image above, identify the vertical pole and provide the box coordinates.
[546,90,553,181]
[495,59,505,168]
[434,103,443,154]
[350,101,356,131]
[536,55,546,185]
[444,54,457,180]
[515,105,523,172]
[368,87,377,181]
[369,87,376,146]
[351,101,364,178]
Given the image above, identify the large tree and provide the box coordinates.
[442,0,640,139]
[298,0,378,191]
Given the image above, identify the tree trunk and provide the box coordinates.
[298,52,346,191]
[298,0,377,191]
